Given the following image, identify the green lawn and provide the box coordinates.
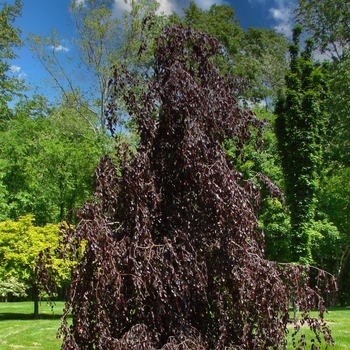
[0,301,66,350]
[286,308,350,349]
[0,302,349,349]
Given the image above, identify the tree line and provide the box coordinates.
[0,0,349,347]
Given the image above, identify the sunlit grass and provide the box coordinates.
[286,308,350,349]
[0,301,66,350]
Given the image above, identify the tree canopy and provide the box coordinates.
[296,0,350,59]
[177,2,288,103]
[0,95,108,224]
[0,215,70,317]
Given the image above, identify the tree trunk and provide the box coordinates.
[33,283,39,319]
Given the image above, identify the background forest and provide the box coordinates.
[0,0,349,329]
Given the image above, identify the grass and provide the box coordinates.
[0,302,349,349]
[0,301,67,350]
[286,308,350,349]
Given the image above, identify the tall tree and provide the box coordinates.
[295,1,350,303]
[296,0,350,60]
[179,2,288,103]
[28,0,163,133]
[296,0,350,168]
[242,27,288,103]
[59,25,334,349]
[183,2,243,58]
[275,26,329,263]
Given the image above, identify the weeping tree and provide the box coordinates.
[59,25,334,349]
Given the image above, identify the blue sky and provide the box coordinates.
[7,0,297,100]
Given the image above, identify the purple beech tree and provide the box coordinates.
[59,25,334,349]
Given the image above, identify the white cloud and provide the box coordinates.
[191,0,224,11]
[157,0,225,15]
[112,0,222,19]
[9,65,27,80]
[112,0,131,19]
[18,72,27,79]
[269,0,297,38]
[9,65,21,73]
[157,0,178,14]
[51,44,70,52]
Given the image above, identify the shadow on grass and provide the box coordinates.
[0,312,72,321]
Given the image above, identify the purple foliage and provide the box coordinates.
[58,25,334,349]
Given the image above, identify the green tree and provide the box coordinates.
[179,2,288,103]
[241,27,288,102]
[224,105,291,263]
[296,0,350,59]
[324,52,350,167]
[28,0,118,132]
[29,0,163,133]
[0,215,70,317]
[319,57,350,305]
[296,0,350,168]
[296,1,350,304]
[0,277,26,302]
[275,26,329,263]
[0,159,9,221]
[183,2,243,58]
[0,94,108,224]
[318,167,350,304]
